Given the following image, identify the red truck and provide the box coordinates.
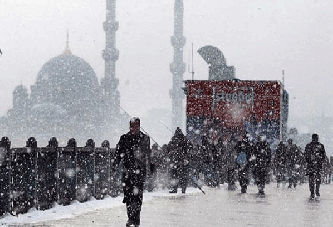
[185,80,289,151]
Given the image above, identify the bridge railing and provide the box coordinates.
[0,137,121,217]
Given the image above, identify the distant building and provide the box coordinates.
[0,0,126,147]
[0,44,126,146]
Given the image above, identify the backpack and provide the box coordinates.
[236,151,248,166]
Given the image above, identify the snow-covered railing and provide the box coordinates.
[0,137,122,217]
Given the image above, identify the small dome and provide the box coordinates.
[31,103,67,120]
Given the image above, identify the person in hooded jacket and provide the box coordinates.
[223,135,238,190]
[285,139,302,188]
[114,117,151,227]
[235,133,253,193]
[253,135,271,196]
[275,141,286,188]
[167,127,192,193]
[147,143,159,192]
[304,134,326,200]
[200,135,213,186]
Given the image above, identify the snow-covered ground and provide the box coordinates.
[1,183,333,226]
[0,188,201,226]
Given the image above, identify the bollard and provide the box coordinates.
[95,140,111,199]
[0,137,11,216]
[25,137,37,213]
[9,137,37,215]
[57,138,76,205]
[109,147,122,197]
[35,137,58,210]
[76,139,95,202]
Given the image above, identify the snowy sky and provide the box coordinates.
[1,0,333,137]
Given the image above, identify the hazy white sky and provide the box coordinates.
[1,0,333,134]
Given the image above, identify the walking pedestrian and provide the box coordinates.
[304,134,326,200]
[275,141,286,188]
[114,117,151,227]
[235,133,253,193]
[224,135,238,190]
[167,127,192,193]
[147,143,159,192]
[253,135,271,197]
[285,139,302,188]
[200,135,219,187]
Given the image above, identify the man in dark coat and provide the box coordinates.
[147,143,159,192]
[200,136,212,186]
[253,135,271,196]
[114,117,151,227]
[168,127,192,193]
[305,134,326,200]
[285,139,302,188]
[275,141,286,188]
[200,135,219,187]
[235,133,253,193]
[223,135,238,190]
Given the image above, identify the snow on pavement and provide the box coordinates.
[1,183,333,226]
[0,188,201,226]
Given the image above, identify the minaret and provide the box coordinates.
[62,30,72,55]
[170,0,186,132]
[102,0,120,124]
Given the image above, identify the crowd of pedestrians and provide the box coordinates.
[143,130,331,200]
[113,118,331,226]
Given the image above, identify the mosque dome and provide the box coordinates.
[35,52,99,91]
[30,50,101,114]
